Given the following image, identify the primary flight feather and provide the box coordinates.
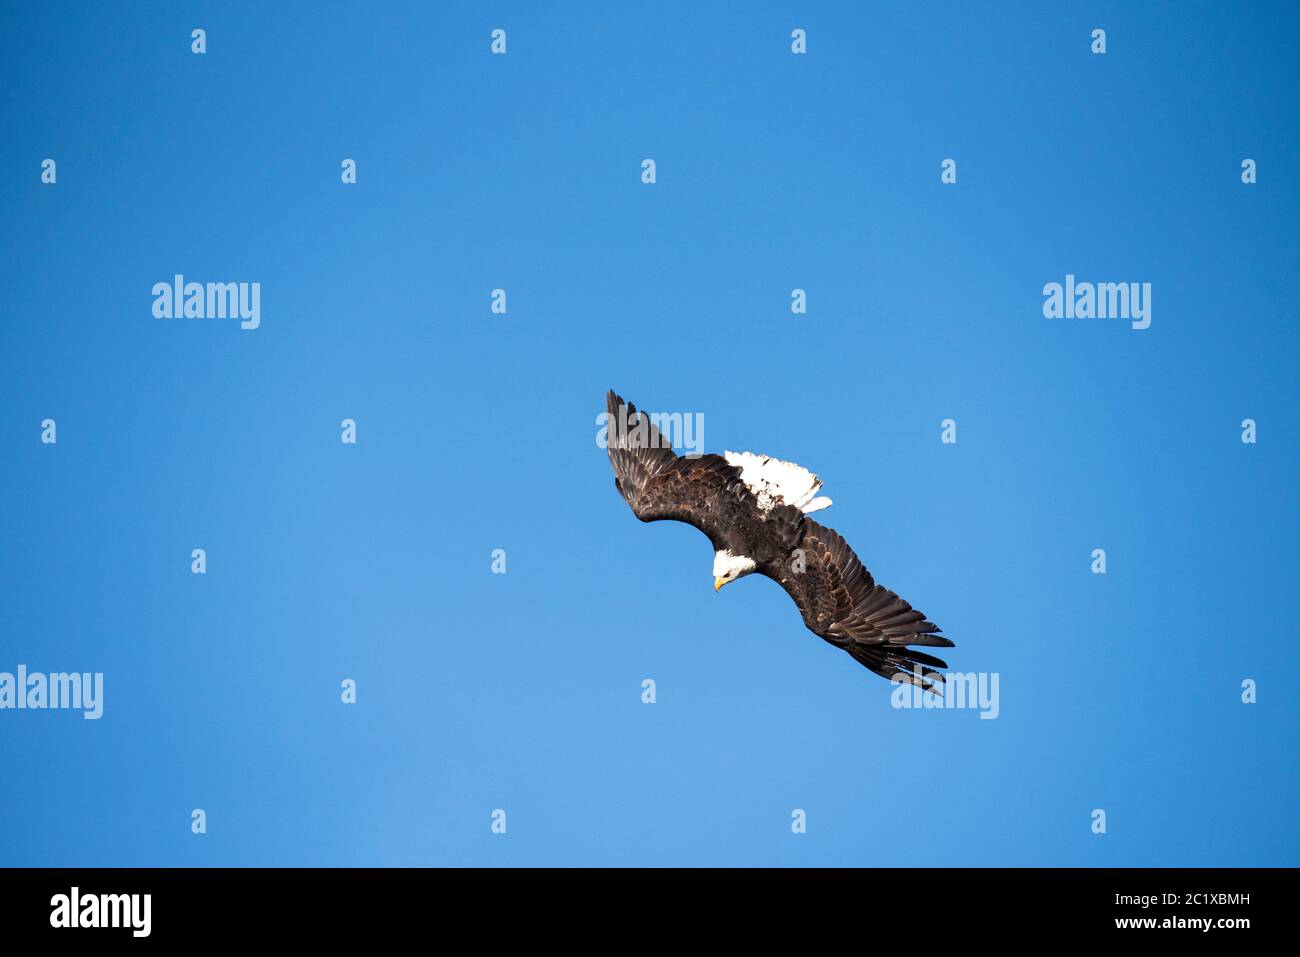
[604,390,953,689]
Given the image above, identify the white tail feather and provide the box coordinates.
[724,450,833,514]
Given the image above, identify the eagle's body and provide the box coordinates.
[604,391,953,689]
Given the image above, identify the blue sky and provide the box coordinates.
[1,1,1297,866]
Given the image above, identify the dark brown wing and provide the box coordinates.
[605,390,750,548]
[765,518,954,689]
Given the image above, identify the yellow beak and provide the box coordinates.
[714,577,727,592]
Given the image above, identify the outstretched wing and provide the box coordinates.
[765,518,954,690]
[605,390,749,548]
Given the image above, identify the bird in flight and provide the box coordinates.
[604,390,953,690]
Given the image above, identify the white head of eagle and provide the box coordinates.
[712,549,757,590]
[605,390,955,692]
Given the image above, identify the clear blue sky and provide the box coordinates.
[2,1,1296,866]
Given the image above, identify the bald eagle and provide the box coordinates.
[604,391,953,690]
